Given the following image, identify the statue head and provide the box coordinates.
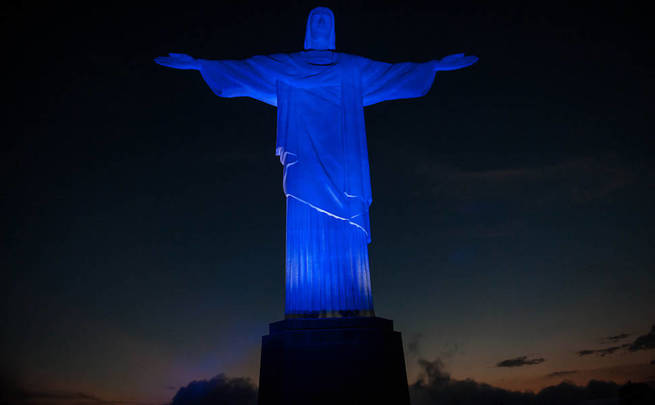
[304,7,336,50]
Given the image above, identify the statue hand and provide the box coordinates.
[154,53,199,70]
[432,53,478,71]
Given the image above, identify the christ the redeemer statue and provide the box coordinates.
[155,7,477,319]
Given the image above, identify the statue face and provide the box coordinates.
[310,10,332,39]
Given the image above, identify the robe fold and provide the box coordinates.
[198,51,436,317]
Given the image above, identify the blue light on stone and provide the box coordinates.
[154,7,478,319]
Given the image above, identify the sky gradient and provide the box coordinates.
[2,1,655,404]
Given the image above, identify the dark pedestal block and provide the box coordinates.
[258,317,410,405]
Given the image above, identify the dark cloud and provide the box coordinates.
[410,358,634,405]
[618,382,655,404]
[576,344,630,357]
[602,333,631,343]
[629,325,655,352]
[416,358,452,388]
[407,333,423,358]
[412,358,532,405]
[576,325,655,358]
[0,374,142,405]
[19,391,104,402]
[546,370,578,378]
[170,373,256,405]
[577,349,595,356]
[537,380,620,405]
[496,356,545,368]
[0,384,140,405]
[579,325,655,357]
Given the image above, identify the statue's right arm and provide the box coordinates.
[154,53,199,70]
[154,52,284,106]
[430,53,478,71]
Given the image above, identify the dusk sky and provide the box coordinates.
[2,1,655,404]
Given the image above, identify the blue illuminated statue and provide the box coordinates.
[155,7,477,319]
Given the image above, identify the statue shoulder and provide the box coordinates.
[286,50,360,62]
[337,53,373,68]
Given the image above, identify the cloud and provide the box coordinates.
[628,325,655,352]
[412,358,532,405]
[576,344,630,357]
[577,325,655,358]
[602,333,631,343]
[576,349,595,356]
[410,358,634,405]
[170,373,256,405]
[496,356,545,368]
[538,380,621,405]
[406,333,423,358]
[416,358,451,388]
[0,388,144,405]
[19,391,105,402]
[0,374,147,405]
[546,370,578,378]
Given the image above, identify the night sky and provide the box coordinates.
[2,1,655,404]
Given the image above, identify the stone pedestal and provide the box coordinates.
[258,317,410,405]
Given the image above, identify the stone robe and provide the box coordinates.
[198,51,436,317]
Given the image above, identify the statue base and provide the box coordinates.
[257,317,410,405]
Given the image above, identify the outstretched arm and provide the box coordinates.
[154,53,199,70]
[430,53,478,71]
[154,52,289,106]
[360,53,478,106]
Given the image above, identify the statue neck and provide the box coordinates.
[308,36,332,51]
[302,50,336,65]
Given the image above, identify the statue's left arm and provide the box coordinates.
[359,53,478,107]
